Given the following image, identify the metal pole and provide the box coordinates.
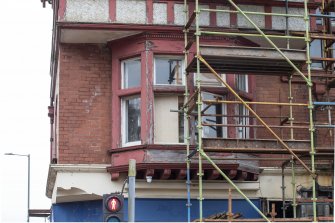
[195,0,203,221]
[303,0,317,221]
[27,154,30,223]
[285,0,290,49]
[291,157,297,218]
[288,75,294,140]
[128,159,136,222]
[200,8,304,18]
[281,165,286,218]
[184,0,191,221]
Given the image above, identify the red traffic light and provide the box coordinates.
[106,196,122,212]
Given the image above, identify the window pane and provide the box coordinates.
[124,59,141,88]
[126,97,141,143]
[236,74,248,92]
[155,58,183,85]
[202,93,227,138]
[310,40,323,69]
[237,104,249,139]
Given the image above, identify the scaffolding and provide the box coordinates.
[183,0,334,222]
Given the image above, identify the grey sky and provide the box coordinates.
[0,1,52,222]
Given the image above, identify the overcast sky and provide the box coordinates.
[0,1,53,222]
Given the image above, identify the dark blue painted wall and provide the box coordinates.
[52,198,261,222]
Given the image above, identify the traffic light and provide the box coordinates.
[103,193,124,222]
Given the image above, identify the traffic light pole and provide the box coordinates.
[128,159,136,222]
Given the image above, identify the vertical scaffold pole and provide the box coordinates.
[291,157,297,218]
[304,0,317,221]
[195,0,203,220]
[288,75,294,140]
[183,0,191,222]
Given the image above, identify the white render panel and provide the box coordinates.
[237,5,265,29]
[53,171,123,203]
[116,0,146,24]
[272,7,305,31]
[272,7,286,30]
[153,3,167,24]
[65,0,109,23]
[154,96,179,144]
[288,8,306,31]
[259,168,332,199]
[199,5,210,26]
[216,6,230,27]
[174,4,186,26]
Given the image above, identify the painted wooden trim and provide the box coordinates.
[230,6,237,28]
[116,88,141,97]
[147,0,153,24]
[58,0,66,21]
[167,1,174,24]
[209,3,217,27]
[310,9,317,31]
[109,0,116,22]
[265,6,272,30]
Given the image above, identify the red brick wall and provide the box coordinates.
[57,44,112,164]
[254,75,335,167]
[254,75,311,140]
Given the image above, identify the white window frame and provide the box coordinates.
[236,103,250,139]
[154,56,185,86]
[201,92,228,138]
[121,57,141,89]
[121,95,141,147]
[235,74,249,92]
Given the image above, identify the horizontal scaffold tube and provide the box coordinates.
[200,31,305,40]
[313,101,335,106]
[203,100,308,106]
[201,123,309,129]
[201,8,305,18]
[309,14,335,18]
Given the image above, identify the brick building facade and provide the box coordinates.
[44,0,334,221]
